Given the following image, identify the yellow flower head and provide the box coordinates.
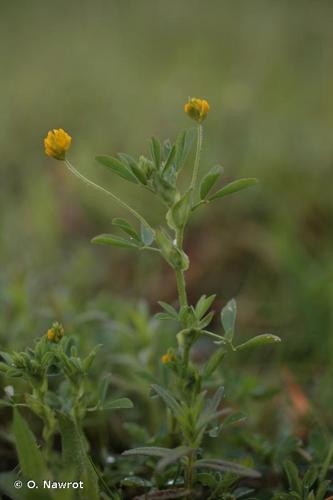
[44,128,72,160]
[46,322,65,343]
[161,351,176,365]
[184,98,210,123]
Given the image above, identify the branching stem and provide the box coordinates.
[64,160,153,232]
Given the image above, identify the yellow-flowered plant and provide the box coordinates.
[43,97,281,497]
[161,350,176,364]
[46,321,65,343]
[44,128,72,160]
[184,97,210,123]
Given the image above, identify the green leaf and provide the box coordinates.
[195,294,216,320]
[99,374,111,404]
[207,386,225,413]
[95,155,138,183]
[153,173,177,204]
[0,352,13,365]
[199,387,225,429]
[155,312,174,321]
[319,440,333,481]
[283,461,302,495]
[162,144,176,175]
[175,128,196,171]
[199,311,215,329]
[121,476,152,488]
[150,137,161,169]
[122,446,171,458]
[234,488,256,499]
[196,472,217,488]
[194,458,261,478]
[200,165,223,200]
[83,344,102,371]
[59,414,99,500]
[221,299,237,341]
[0,362,9,373]
[303,465,318,489]
[220,412,247,430]
[141,223,155,246]
[158,301,179,320]
[155,229,189,270]
[112,218,140,241]
[203,349,226,378]
[316,480,330,500]
[235,334,281,351]
[91,233,139,248]
[118,153,147,184]
[103,398,133,410]
[12,408,49,481]
[152,384,181,417]
[156,446,193,472]
[209,178,258,201]
[170,189,192,229]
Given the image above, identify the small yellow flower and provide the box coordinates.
[47,329,56,342]
[46,322,65,343]
[184,97,210,123]
[161,351,176,364]
[44,128,72,160]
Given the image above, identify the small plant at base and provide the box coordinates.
[44,97,282,497]
[0,323,132,499]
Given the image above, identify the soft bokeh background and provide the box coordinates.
[1,0,333,426]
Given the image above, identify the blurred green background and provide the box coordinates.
[1,0,333,419]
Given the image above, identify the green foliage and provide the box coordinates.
[3,97,329,499]
[208,178,258,202]
[12,408,49,481]
[59,414,99,500]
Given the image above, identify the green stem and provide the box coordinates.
[185,450,196,497]
[175,268,187,308]
[64,160,153,232]
[175,227,187,308]
[171,125,204,495]
[190,124,203,192]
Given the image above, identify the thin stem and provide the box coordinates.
[185,450,196,497]
[139,246,161,253]
[175,227,188,308]
[175,268,188,308]
[64,160,153,232]
[190,124,203,192]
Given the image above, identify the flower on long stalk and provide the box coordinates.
[44,128,72,160]
[184,97,209,123]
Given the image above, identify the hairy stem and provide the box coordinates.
[190,124,203,192]
[175,269,188,309]
[64,160,153,232]
[185,450,196,497]
[175,227,188,308]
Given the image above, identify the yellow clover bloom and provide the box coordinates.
[184,97,209,123]
[44,128,72,160]
[161,351,176,364]
[47,322,65,343]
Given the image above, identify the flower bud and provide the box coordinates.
[47,322,65,343]
[184,98,209,123]
[44,128,72,160]
[138,155,154,179]
[161,350,176,364]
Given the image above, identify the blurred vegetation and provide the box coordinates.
[1,0,333,491]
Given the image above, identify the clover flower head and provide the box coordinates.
[161,351,176,365]
[184,97,210,123]
[44,128,72,160]
[47,322,65,343]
